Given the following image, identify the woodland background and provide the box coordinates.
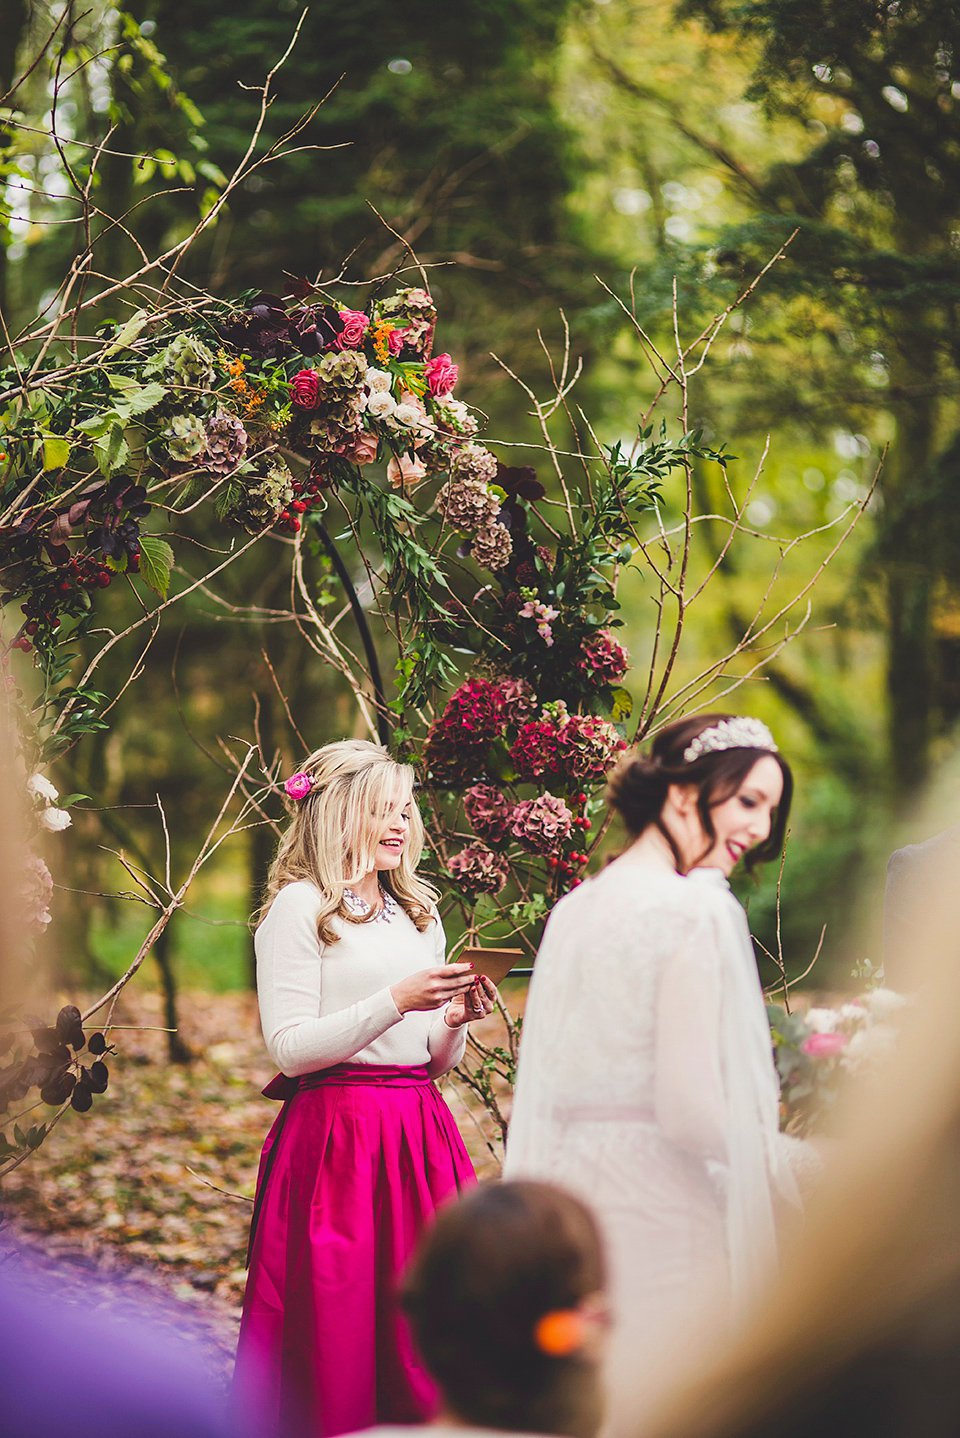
[4,0,960,1024]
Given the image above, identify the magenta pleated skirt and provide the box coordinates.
[233,1063,476,1438]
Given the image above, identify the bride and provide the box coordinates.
[504,714,800,1398]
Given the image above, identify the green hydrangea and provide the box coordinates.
[316,350,367,389]
[164,413,207,462]
[229,456,294,533]
[146,333,217,389]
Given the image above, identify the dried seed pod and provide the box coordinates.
[87,1032,107,1055]
[70,1082,92,1113]
[89,1061,108,1094]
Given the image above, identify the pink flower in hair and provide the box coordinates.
[284,772,314,801]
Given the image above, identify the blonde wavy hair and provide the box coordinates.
[259,739,438,944]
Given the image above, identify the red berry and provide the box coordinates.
[25,621,37,635]
[571,878,583,888]
[278,510,290,522]
[129,552,140,570]
[51,617,60,629]
[546,855,558,868]
[577,792,588,805]
[582,818,592,830]
[96,573,111,588]
[292,501,307,513]
[291,518,301,531]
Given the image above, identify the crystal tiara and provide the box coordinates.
[683,716,778,764]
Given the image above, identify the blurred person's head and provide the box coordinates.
[402,1180,608,1438]
[606,713,792,876]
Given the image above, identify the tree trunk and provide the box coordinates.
[881,332,939,801]
[153,921,192,1064]
[0,0,29,322]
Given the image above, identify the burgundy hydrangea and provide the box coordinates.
[576,629,630,685]
[448,842,510,897]
[509,792,572,855]
[509,719,564,783]
[464,785,514,843]
[424,678,507,786]
[556,714,626,783]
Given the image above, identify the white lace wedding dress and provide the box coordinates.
[504,855,798,1399]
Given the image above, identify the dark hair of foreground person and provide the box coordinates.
[403,1180,607,1438]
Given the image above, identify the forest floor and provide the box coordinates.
[0,988,509,1381]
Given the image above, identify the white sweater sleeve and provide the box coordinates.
[426,914,468,1077]
[256,885,403,1077]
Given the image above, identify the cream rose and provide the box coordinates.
[366,391,396,418]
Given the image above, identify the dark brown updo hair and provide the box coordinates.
[606,712,792,874]
[402,1180,606,1438]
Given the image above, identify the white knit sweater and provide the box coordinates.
[255,880,467,1078]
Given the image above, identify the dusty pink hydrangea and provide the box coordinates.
[464,784,514,843]
[19,851,53,932]
[471,521,513,571]
[509,792,573,854]
[438,475,499,533]
[497,677,538,724]
[576,628,630,685]
[450,441,499,485]
[447,842,510,896]
[556,714,626,784]
[203,411,248,474]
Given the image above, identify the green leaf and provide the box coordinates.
[485,736,518,783]
[138,535,175,598]
[93,424,129,476]
[610,686,633,722]
[126,381,166,416]
[100,309,150,358]
[42,435,71,471]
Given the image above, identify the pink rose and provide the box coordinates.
[337,429,379,465]
[290,368,320,409]
[801,1031,848,1058]
[425,352,458,397]
[335,309,370,350]
[387,453,428,488]
[284,772,314,801]
[387,326,408,357]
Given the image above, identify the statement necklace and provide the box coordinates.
[343,887,398,924]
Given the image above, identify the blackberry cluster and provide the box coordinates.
[11,552,133,653]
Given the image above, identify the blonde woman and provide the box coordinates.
[234,740,494,1438]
